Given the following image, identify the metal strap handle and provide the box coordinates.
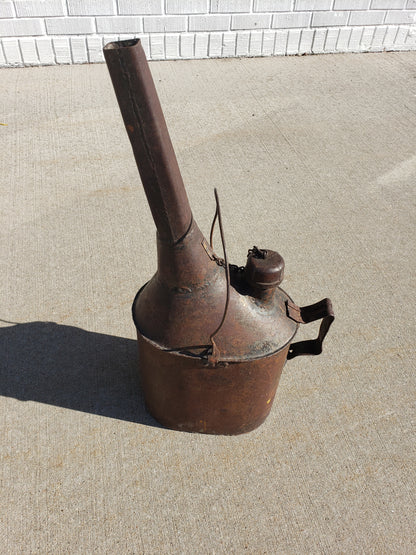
[286,298,334,360]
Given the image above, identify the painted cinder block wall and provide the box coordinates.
[0,0,415,66]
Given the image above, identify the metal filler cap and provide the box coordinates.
[245,246,284,289]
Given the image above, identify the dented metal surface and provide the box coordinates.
[103,39,334,435]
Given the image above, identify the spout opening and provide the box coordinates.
[104,38,140,51]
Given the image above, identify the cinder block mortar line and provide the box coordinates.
[18,36,25,64]
[34,36,41,64]
[282,28,289,54]
[294,27,301,51]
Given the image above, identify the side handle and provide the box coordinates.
[286,298,334,360]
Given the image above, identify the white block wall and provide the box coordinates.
[0,0,415,66]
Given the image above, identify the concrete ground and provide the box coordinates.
[1,51,415,554]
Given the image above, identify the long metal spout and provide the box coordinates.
[104,39,192,244]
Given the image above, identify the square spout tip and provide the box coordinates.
[103,38,141,52]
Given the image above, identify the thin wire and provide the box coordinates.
[208,189,231,363]
[209,205,218,249]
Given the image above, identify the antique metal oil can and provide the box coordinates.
[104,39,334,435]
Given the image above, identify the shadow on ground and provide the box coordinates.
[0,320,162,427]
